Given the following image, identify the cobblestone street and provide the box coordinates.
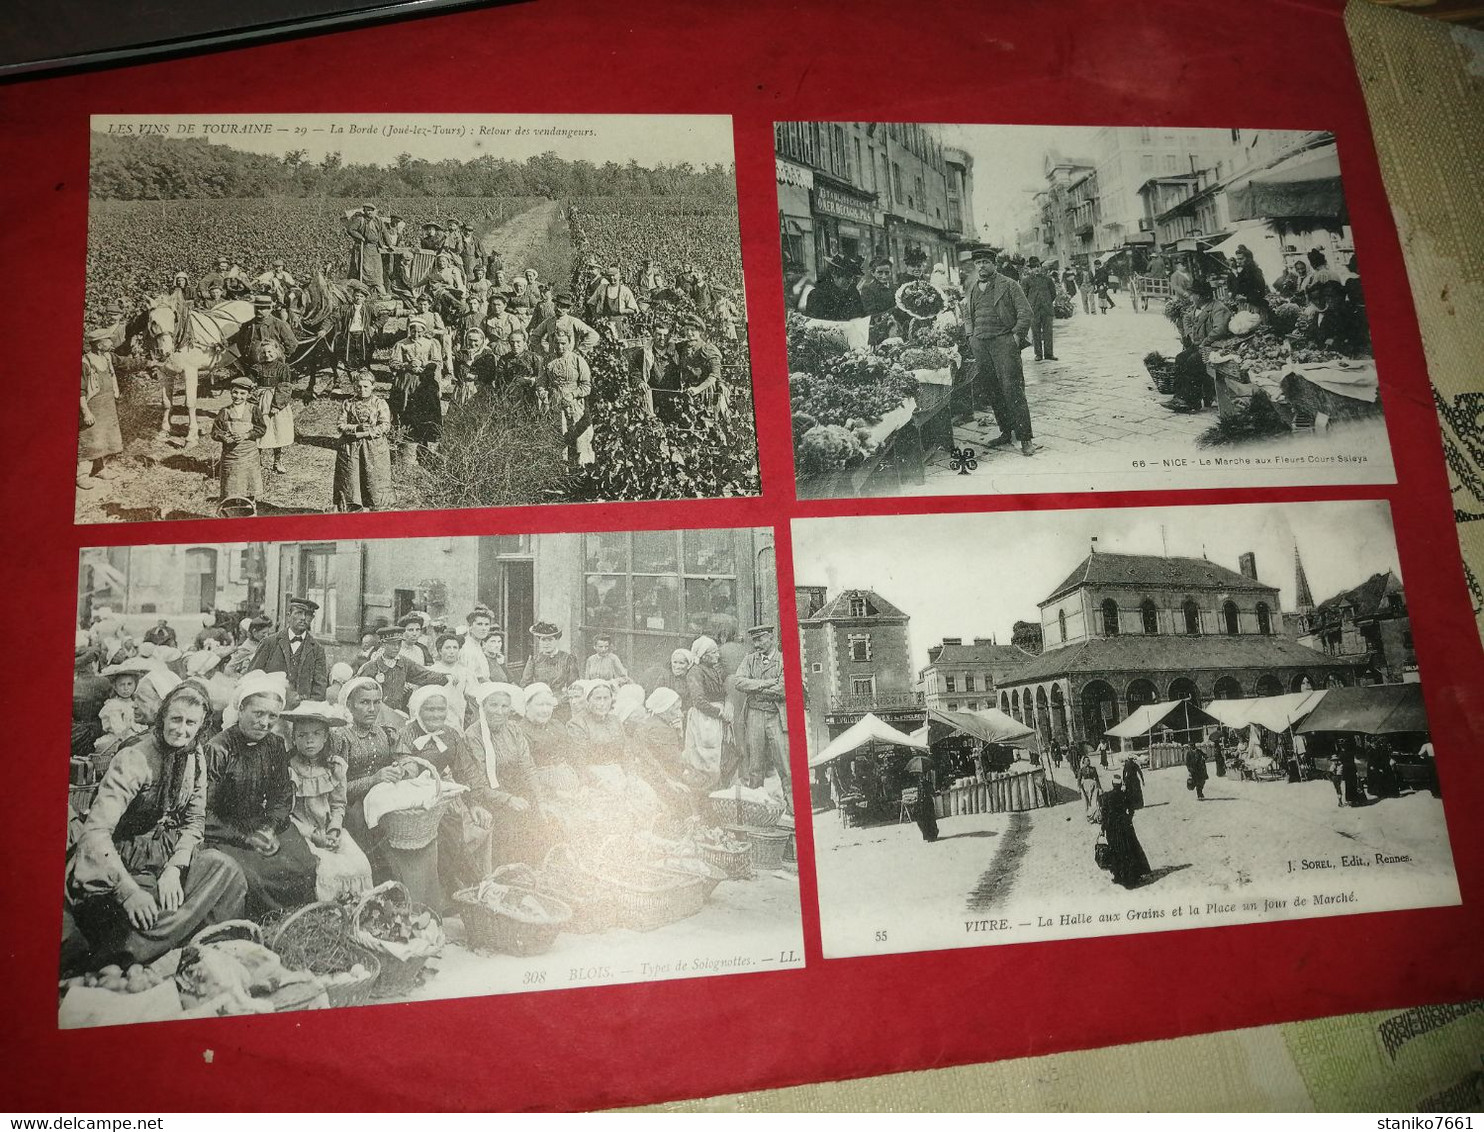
[909,296,1393,495]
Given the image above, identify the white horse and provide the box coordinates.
[126,295,253,446]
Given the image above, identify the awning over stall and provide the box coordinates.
[1228,143,1345,222]
[1293,684,1427,736]
[926,707,1037,748]
[1105,699,1221,739]
[809,712,928,768]
[1205,690,1327,732]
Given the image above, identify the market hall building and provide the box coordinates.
[996,549,1364,752]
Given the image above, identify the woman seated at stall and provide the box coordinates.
[204,672,319,918]
[570,680,664,823]
[454,682,553,868]
[64,681,248,973]
[649,648,694,715]
[631,686,695,820]
[329,676,401,861]
[518,682,581,798]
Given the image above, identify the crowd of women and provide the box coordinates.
[65,606,785,977]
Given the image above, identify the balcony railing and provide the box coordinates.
[827,691,924,716]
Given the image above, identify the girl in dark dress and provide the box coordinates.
[203,674,318,917]
[1100,774,1150,888]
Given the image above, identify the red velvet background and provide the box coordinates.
[1,0,1480,1111]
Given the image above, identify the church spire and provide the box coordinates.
[1294,545,1315,615]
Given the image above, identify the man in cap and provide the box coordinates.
[529,294,600,358]
[239,295,299,386]
[343,204,389,297]
[357,625,447,713]
[803,253,867,321]
[485,246,505,281]
[520,622,579,696]
[198,258,232,304]
[1021,256,1058,361]
[254,258,298,307]
[326,279,373,396]
[578,258,604,315]
[963,247,1035,457]
[732,624,790,805]
[249,596,328,704]
[458,223,481,279]
[673,315,723,404]
[143,619,178,648]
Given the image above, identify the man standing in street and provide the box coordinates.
[1022,257,1058,361]
[963,248,1035,457]
[732,624,790,810]
[249,595,328,706]
[858,256,898,345]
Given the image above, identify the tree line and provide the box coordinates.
[89,132,736,201]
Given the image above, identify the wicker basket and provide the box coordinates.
[190,918,265,947]
[379,756,455,851]
[695,837,753,880]
[351,881,443,1000]
[267,901,382,1009]
[726,825,792,871]
[592,864,706,932]
[217,496,257,519]
[497,850,615,935]
[704,792,785,829]
[454,885,571,957]
[651,858,726,900]
[1143,355,1177,395]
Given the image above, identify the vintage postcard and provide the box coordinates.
[78,114,756,522]
[62,526,801,1027]
[792,501,1456,958]
[776,122,1394,498]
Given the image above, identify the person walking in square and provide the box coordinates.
[1185,741,1209,800]
[1022,257,1058,361]
[963,248,1035,457]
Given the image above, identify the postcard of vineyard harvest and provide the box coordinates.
[777,122,1396,499]
[78,115,758,524]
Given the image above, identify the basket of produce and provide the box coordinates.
[693,826,753,879]
[725,824,793,871]
[351,881,445,1000]
[68,757,99,816]
[704,785,785,829]
[1142,352,1177,395]
[502,849,616,935]
[589,862,707,932]
[454,878,571,957]
[378,755,465,851]
[650,855,727,899]
[266,900,382,1009]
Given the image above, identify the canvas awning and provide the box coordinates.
[1228,143,1345,223]
[1294,684,1428,736]
[809,712,928,768]
[1105,699,1221,739]
[1205,690,1327,732]
[926,707,1037,749]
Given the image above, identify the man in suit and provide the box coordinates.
[1021,256,1058,361]
[249,596,328,705]
[963,248,1035,456]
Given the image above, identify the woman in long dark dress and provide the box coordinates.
[203,674,318,917]
[1100,774,1150,888]
[1120,756,1145,809]
[65,681,248,971]
[454,683,549,868]
[913,767,940,843]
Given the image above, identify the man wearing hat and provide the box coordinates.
[343,203,389,296]
[143,619,178,648]
[1021,256,1059,362]
[255,258,298,307]
[198,258,232,303]
[249,596,329,704]
[964,247,1035,457]
[672,315,724,405]
[239,295,299,386]
[326,279,373,397]
[419,222,446,253]
[859,256,897,319]
[225,613,274,676]
[520,622,579,696]
[732,624,790,805]
[804,253,866,321]
[457,222,481,279]
[357,624,447,713]
[529,294,600,358]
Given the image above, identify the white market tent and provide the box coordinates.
[927,707,1038,749]
[1105,698,1221,740]
[809,711,928,769]
[1204,690,1327,732]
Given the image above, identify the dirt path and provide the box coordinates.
[75,200,573,524]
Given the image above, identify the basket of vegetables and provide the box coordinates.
[1142,352,1177,395]
[351,881,445,1000]
[704,786,785,830]
[725,824,793,871]
[454,878,571,957]
[267,900,382,1009]
[692,826,753,880]
[649,854,727,899]
[499,848,617,935]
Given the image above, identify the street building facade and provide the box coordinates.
[918,637,1031,713]
[79,543,270,642]
[1299,568,1416,684]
